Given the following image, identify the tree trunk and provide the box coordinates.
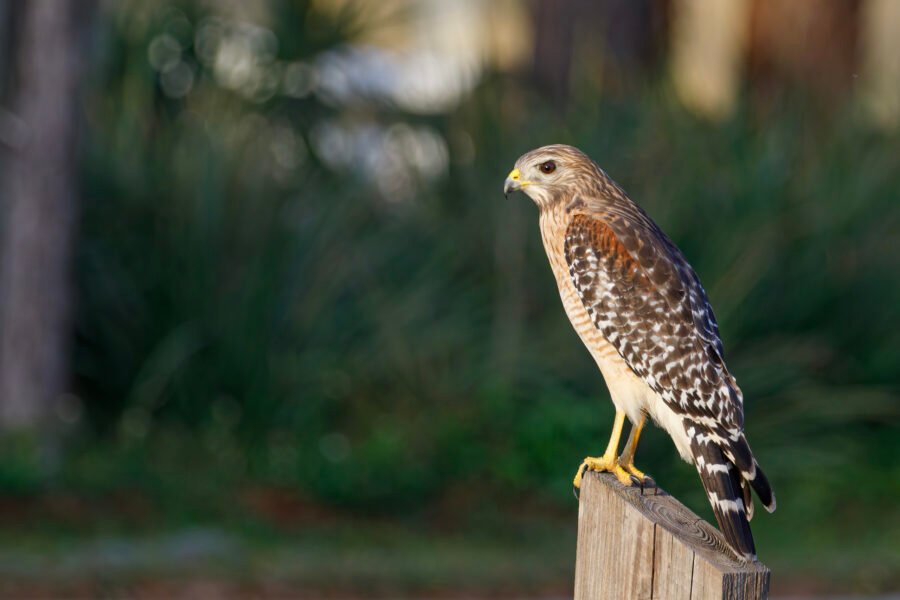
[0,0,85,430]
[531,0,578,109]
[746,0,860,105]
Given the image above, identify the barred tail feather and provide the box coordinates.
[690,436,757,561]
[723,433,777,514]
[740,477,754,521]
[747,459,776,513]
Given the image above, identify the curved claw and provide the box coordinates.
[618,458,649,485]
[619,460,647,483]
[572,461,590,489]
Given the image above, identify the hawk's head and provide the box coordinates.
[503,144,599,208]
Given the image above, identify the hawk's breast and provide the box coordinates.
[538,208,651,426]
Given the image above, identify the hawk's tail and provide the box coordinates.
[690,435,757,561]
[743,457,776,518]
[721,432,777,517]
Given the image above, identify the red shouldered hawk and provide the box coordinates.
[503,144,775,560]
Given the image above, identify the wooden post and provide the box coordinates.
[574,471,770,599]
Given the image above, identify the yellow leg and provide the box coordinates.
[618,413,648,482]
[573,410,633,488]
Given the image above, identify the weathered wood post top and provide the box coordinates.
[574,471,770,599]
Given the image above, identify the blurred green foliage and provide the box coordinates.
[1,0,899,593]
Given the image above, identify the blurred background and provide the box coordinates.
[0,0,898,597]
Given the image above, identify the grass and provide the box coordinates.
[0,487,895,596]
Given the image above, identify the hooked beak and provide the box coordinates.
[504,168,527,198]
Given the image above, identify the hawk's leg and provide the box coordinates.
[573,410,633,488]
[617,413,648,482]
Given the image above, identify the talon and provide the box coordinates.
[573,462,587,489]
[617,457,648,484]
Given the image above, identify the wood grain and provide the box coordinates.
[574,472,770,599]
[575,472,655,598]
[654,526,694,600]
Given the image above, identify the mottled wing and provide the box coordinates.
[564,210,738,430]
[564,208,774,559]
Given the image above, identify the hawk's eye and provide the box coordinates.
[540,160,557,174]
